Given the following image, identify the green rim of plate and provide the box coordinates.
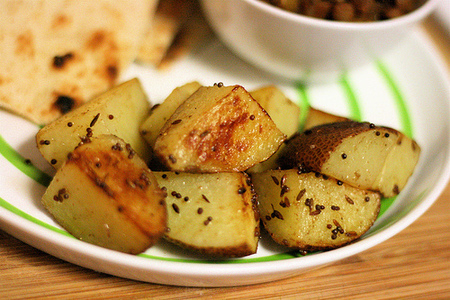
[0,60,413,264]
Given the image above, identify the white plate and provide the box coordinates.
[0,28,449,287]
[434,0,450,34]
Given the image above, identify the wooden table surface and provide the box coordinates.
[1,17,450,300]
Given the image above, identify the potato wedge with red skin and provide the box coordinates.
[154,84,286,172]
[278,121,421,197]
[154,171,259,258]
[251,170,381,250]
[42,135,167,254]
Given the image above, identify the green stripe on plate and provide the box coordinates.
[0,195,70,236]
[0,134,52,187]
[340,74,363,122]
[376,60,414,138]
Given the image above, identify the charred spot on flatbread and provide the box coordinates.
[52,53,74,69]
[0,0,157,125]
[53,95,76,114]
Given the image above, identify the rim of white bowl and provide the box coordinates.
[243,0,441,31]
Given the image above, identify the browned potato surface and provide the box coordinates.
[278,121,421,197]
[42,135,167,254]
[154,84,286,172]
[154,171,259,257]
[252,170,381,250]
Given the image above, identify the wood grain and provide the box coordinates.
[1,17,449,300]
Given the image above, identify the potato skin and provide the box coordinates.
[279,121,375,172]
[278,121,421,197]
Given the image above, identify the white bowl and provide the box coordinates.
[200,0,441,83]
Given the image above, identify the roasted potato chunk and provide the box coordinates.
[154,84,286,172]
[303,107,350,131]
[140,81,202,148]
[279,121,421,197]
[252,170,381,250]
[250,85,300,138]
[247,85,300,174]
[36,78,151,169]
[42,135,167,254]
[154,171,259,257]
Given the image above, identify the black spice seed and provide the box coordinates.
[238,187,246,194]
[24,159,32,165]
[393,184,400,195]
[331,205,340,211]
[333,219,341,227]
[280,185,290,197]
[108,114,114,120]
[370,123,375,128]
[331,234,337,240]
[297,189,306,201]
[384,133,390,138]
[376,131,381,136]
[345,195,354,205]
[365,196,370,202]
[346,231,358,237]
[171,119,182,125]
[90,113,100,127]
[50,159,57,165]
[168,154,177,164]
[197,207,203,214]
[67,122,73,127]
[280,174,287,186]
[204,216,213,225]
[172,203,180,214]
[162,174,167,179]
[249,115,255,120]
[265,215,272,221]
[310,210,321,216]
[199,131,209,138]
[271,176,279,185]
[202,194,210,203]
[327,224,332,229]
[184,196,189,202]
[337,180,343,186]
[95,162,102,168]
[40,140,51,145]
[341,153,347,159]
[214,82,224,87]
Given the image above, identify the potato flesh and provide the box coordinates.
[250,85,300,138]
[247,85,300,174]
[42,135,167,254]
[280,121,421,197]
[154,85,286,172]
[36,78,151,169]
[140,81,202,147]
[303,107,350,131]
[251,170,381,250]
[154,171,259,257]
